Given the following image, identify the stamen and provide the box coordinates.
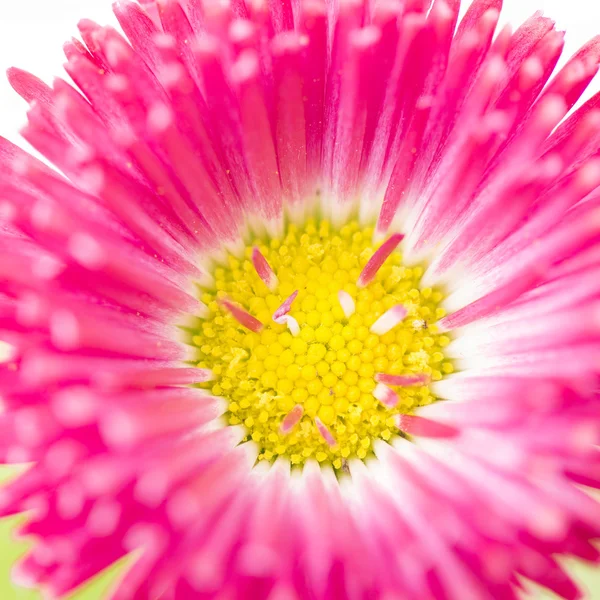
[273,290,300,335]
[375,373,431,387]
[252,247,278,290]
[412,319,427,330]
[357,233,404,287]
[394,414,459,438]
[373,383,399,408]
[337,290,356,318]
[220,298,264,333]
[370,304,407,335]
[280,405,303,434]
[315,417,337,447]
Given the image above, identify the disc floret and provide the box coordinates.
[192,219,452,468]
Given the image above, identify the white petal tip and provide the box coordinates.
[337,290,356,318]
[0,341,16,364]
[370,305,408,335]
[196,301,210,319]
[280,315,300,336]
[374,383,399,408]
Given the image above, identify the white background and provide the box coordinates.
[1,0,600,151]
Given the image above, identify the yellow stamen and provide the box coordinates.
[191,219,451,467]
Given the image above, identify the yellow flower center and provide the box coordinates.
[192,219,453,469]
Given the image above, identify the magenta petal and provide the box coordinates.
[394,414,460,438]
[1,1,600,599]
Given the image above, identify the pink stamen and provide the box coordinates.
[337,290,356,318]
[375,373,431,387]
[273,290,299,320]
[273,290,300,335]
[315,417,337,447]
[280,405,303,434]
[252,247,278,291]
[373,383,399,408]
[357,233,404,287]
[370,304,408,335]
[220,298,264,333]
[394,414,460,439]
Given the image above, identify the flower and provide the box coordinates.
[1,0,600,598]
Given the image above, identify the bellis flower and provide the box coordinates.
[1,0,600,598]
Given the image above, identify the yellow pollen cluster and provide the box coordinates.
[192,219,453,468]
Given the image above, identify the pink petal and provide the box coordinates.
[370,304,408,335]
[220,298,264,333]
[252,247,278,290]
[315,417,337,447]
[394,414,460,438]
[280,405,303,434]
[373,382,399,408]
[357,233,404,287]
[375,373,431,386]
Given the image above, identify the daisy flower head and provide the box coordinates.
[1,0,600,598]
